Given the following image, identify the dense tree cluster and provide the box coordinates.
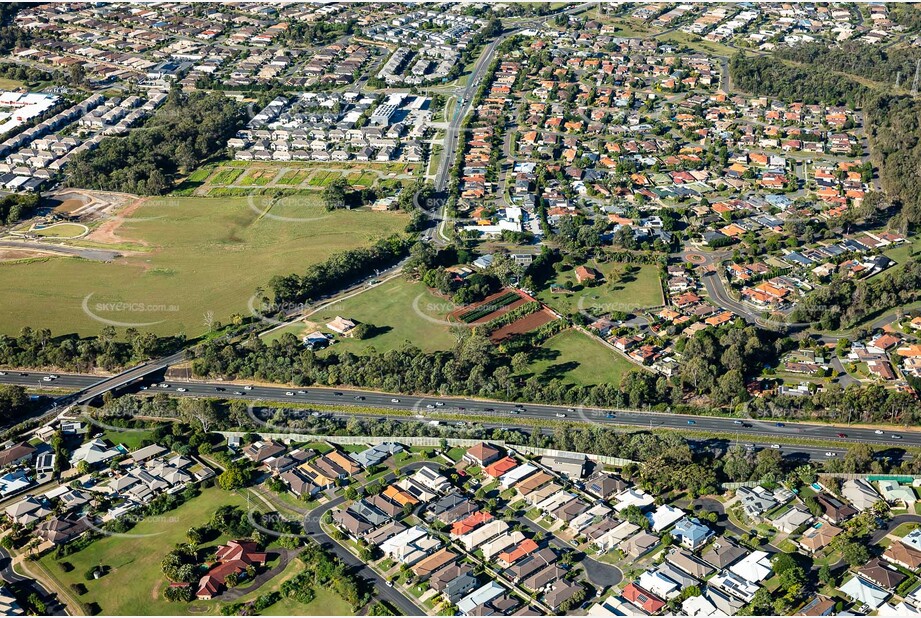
[729,53,872,107]
[268,235,410,305]
[791,257,921,330]
[0,327,181,372]
[0,385,27,426]
[0,193,38,225]
[775,41,921,88]
[67,90,245,194]
[865,95,921,232]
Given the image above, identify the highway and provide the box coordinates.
[5,371,918,457]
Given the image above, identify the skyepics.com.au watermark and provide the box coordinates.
[85,513,180,539]
[81,292,179,328]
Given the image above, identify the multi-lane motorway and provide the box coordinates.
[4,370,916,460]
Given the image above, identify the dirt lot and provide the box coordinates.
[489,308,558,342]
[449,288,529,325]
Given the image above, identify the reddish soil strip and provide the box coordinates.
[449,288,528,324]
[489,308,557,343]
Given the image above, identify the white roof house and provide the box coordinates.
[638,570,680,599]
[839,576,890,610]
[499,463,536,489]
[710,571,759,603]
[595,520,640,552]
[647,504,685,532]
[904,528,921,552]
[459,519,508,551]
[70,439,121,466]
[457,581,505,615]
[842,478,882,511]
[683,593,729,618]
[612,488,655,512]
[380,525,441,565]
[729,550,773,584]
[481,530,524,561]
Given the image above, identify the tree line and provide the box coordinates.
[268,235,411,306]
[67,90,245,195]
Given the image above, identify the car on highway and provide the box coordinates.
[49,374,58,379]
[334,392,343,396]
[176,387,187,392]
[391,398,400,403]
[567,408,575,413]
[159,383,170,388]
[892,434,903,439]
[354,396,365,401]
[836,433,847,438]
[687,420,696,425]
[426,404,435,409]
[509,410,519,415]
[42,376,52,382]
[0,371,5,376]
[875,430,884,435]
[215,387,225,392]
[605,413,615,419]
[233,391,243,395]
[243,385,253,391]
[775,422,785,427]
[484,408,495,412]
[140,386,147,390]
[435,402,444,407]
[555,413,566,418]
[770,444,781,449]
[297,390,306,395]
[457,406,466,411]
[825,452,836,457]
[18,372,26,376]
[285,392,294,396]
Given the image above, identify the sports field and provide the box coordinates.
[0,195,407,337]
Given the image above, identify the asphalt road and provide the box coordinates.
[303,462,434,616]
[0,546,67,615]
[7,370,917,457]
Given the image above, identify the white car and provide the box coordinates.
[391,398,400,403]
[874,430,884,435]
[243,385,253,391]
[176,387,187,392]
[0,371,6,376]
[49,374,58,379]
[556,413,566,418]
[285,391,294,396]
[824,452,836,457]
[770,444,781,449]
[567,408,575,413]
[159,383,170,388]
[42,376,52,382]
[297,390,306,395]
[426,404,435,409]
[434,402,444,407]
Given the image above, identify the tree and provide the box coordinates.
[178,398,219,433]
[841,541,870,566]
[218,461,252,491]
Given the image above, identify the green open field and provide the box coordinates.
[37,487,253,616]
[234,556,353,616]
[0,195,408,337]
[537,261,663,318]
[31,223,86,238]
[527,328,641,386]
[264,277,457,353]
[0,77,26,90]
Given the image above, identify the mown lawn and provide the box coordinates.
[527,328,642,386]
[264,277,458,353]
[38,487,252,616]
[0,195,407,336]
[537,261,663,318]
[234,556,353,616]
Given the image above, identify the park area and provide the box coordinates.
[527,328,642,386]
[537,261,663,318]
[264,277,459,354]
[0,195,408,337]
[36,488,256,616]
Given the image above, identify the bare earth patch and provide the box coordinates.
[86,196,150,246]
[0,249,50,262]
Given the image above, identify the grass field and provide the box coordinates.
[0,77,25,90]
[212,168,244,185]
[264,277,457,353]
[38,487,252,616]
[234,556,353,616]
[0,195,408,337]
[527,329,640,386]
[537,261,663,318]
[31,223,86,238]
